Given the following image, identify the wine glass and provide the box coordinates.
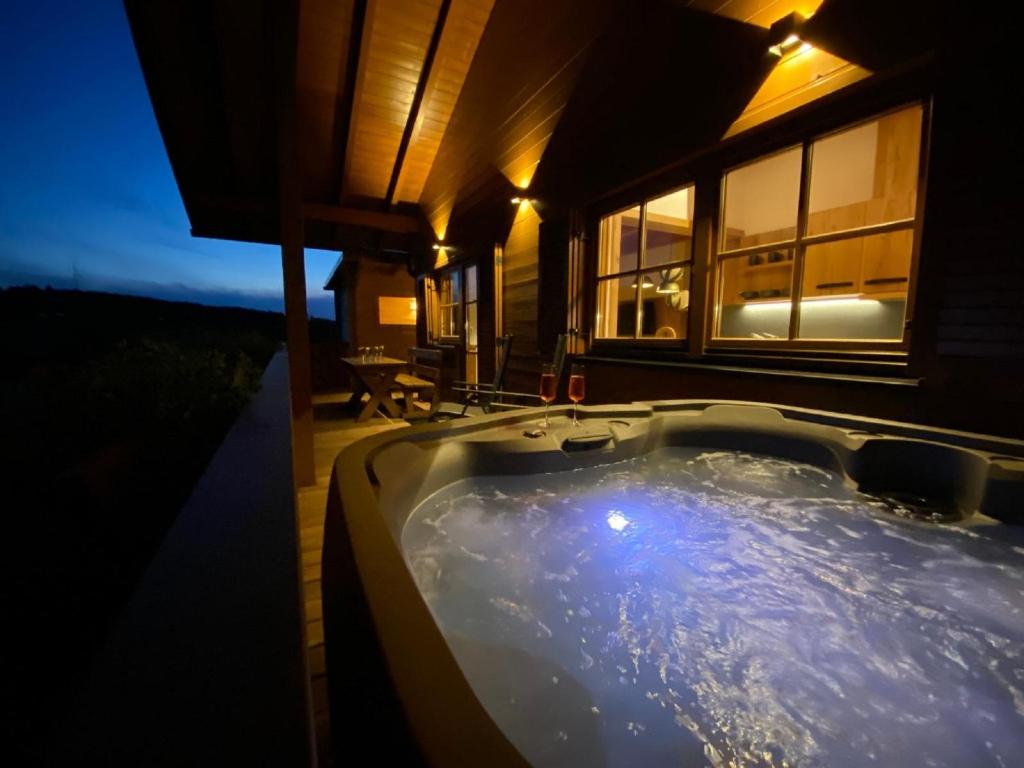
[538,363,556,428]
[568,363,584,427]
[358,346,368,363]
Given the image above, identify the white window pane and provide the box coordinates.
[596,275,638,338]
[644,187,694,268]
[637,267,688,339]
[598,206,641,276]
[807,105,922,237]
[722,147,802,251]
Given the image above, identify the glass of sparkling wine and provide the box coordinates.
[568,363,585,426]
[539,363,556,427]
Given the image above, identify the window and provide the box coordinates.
[426,270,462,342]
[438,270,461,339]
[714,104,923,346]
[596,186,694,340]
[378,296,417,326]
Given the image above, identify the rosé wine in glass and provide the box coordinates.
[538,364,556,427]
[568,364,584,426]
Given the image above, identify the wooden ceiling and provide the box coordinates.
[342,0,446,200]
[294,0,602,239]
[686,0,824,27]
[125,0,942,256]
[295,0,355,203]
[296,0,497,216]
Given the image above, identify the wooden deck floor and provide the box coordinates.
[298,392,407,767]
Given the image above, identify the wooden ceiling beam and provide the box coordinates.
[334,0,370,201]
[198,196,427,234]
[303,202,425,233]
[383,0,452,210]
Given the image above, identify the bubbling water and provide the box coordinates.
[402,448,1024,767]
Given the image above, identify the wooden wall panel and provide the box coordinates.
[912,21,1024,366]
[537,217,571,355]
[724,48,870,139]
[501,204,541,389]
[581,357,1023,439]
[350,260,418,357]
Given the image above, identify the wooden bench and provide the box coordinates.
[392,347,443,420]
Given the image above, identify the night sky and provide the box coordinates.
[0,1,338,319]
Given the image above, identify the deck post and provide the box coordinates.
[276,0,315,488]
[280,236,316,488]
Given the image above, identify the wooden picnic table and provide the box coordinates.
[340,356,407,421]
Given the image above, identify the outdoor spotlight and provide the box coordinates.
[767,12,809,57]
[432,243,442,250]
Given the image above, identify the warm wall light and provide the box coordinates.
[769,33,804,57]
[767,12,809,57]
[432,243,441,250]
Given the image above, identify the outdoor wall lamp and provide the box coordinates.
[767,12,809,58]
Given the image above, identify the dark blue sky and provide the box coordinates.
[0,1,338,319]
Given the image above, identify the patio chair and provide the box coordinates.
[453,333,570,415]
[451,334,514,415]
[483,332,569,412]
[393,347,443,421]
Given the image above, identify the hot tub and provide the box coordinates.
[322,401,1024,767]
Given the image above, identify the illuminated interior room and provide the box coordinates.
[70,0,1024,765]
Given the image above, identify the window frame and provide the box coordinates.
[427,268,463,344]
[708,101,929,354]
[593,184,696,343]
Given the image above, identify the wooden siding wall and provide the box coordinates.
[501,204,541,390]
[349,260,418,358]
[537,216,571,355]
[925,36,1024,361]
[474,252,498,385]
